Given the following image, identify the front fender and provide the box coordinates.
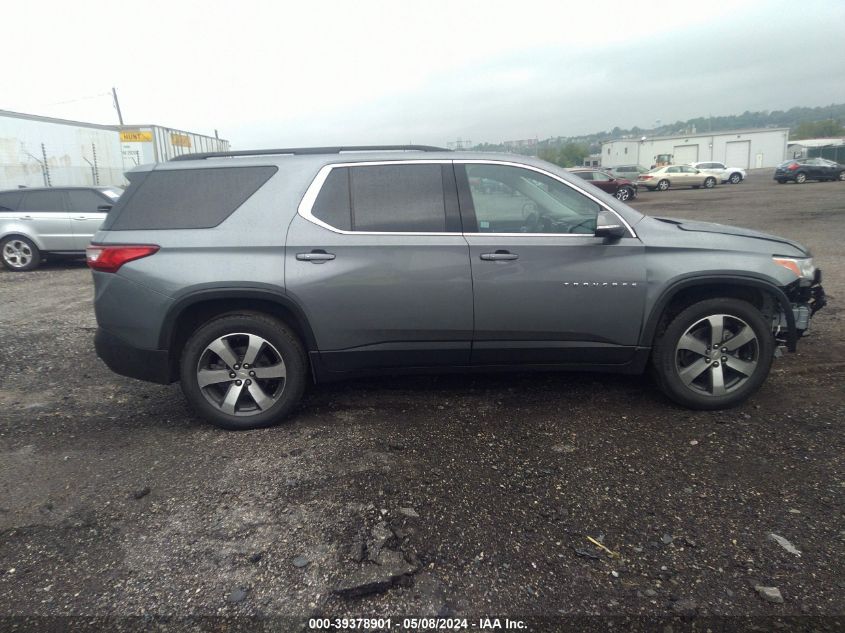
[640,274,797,351]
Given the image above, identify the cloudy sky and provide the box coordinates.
[4,0,845,148]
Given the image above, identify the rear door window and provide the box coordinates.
[104,166,277,230]
[0,192,22,211]
[350,164,447,232]
[21,191,66,212]
[68,190,111,214]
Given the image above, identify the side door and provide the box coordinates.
[285,160,474,373]
[66,189,111,249]
[680,165,703,186]
[457,161,646,366]
[589,170,616,194]
[18,190,74,250]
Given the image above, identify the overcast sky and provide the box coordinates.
[4,0,845,148]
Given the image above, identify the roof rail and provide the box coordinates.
[170,145,450,161]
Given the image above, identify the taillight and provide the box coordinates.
[787,163,799,171]
[640,175,653,180]
[86,244,159,273]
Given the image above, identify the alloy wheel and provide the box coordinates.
[615,187,631,201]
[675,314,759,397]
[196,332,287,416]
[2,239,33,269]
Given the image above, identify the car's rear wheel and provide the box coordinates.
[728,172,742,184]
[614,186,633,201]
[180,312,307,430]
[795,172,807,184]
[657,179,670,191]
[703,177,716,188]
[651,298,774,410]
[1,236,41,271]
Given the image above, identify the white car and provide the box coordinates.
[690,161,746,185]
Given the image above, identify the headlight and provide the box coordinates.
[773,256,815,280]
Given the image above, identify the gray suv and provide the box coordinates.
[0,186,122,270]
[88,146,826,430]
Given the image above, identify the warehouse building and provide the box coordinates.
[601,128,789,170]
[0,109,229,190]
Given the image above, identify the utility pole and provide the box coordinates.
[112,86,124,125]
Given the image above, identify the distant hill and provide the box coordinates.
[473,103,845,159]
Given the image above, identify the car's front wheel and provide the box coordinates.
[614,186,633,201]
[838,171,845,181]
[180,312,307,430]
[703,177,717,188]
[657,179,670,191]
[651,298,774,410]
[728,172,743,184]
[1,235,41,271]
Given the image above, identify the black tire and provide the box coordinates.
[703,177,717,189]
[838,171,845,181]
[179,312,307,430]
[795,172,807,184]
[657,179,670,191]
[728,172,742,184]
[1,235,41,271]
[651,298,774,410]
[614,186,633,202]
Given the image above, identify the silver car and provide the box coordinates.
[0,186,121,271]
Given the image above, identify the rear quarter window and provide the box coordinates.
[103,166,277,230]
[0,191,22,211]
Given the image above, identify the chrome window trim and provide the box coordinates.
[297,159,637,238]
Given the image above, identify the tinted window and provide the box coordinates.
[21,191,65,212]
[105,166,277,230]
[68,190,110,214]
[667,167,681,173]
[312,167,351,230]
[592,172,611,181]
[0,192,22,211]
[349,164,446,232]
[575,171,593,181]
[465,164,599,235]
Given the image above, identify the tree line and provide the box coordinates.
[474,103,845,167]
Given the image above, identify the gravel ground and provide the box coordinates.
[0,171,843,631]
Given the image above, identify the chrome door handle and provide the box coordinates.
[480,251,518,261]
[296,251,335,262]
[72,216,87,221]
[19,215,33,221]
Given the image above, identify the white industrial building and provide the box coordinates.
[601,128,789,170]
[0,109,229,190]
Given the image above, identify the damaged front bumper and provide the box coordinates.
[774,269,826,349]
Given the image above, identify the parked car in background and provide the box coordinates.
[88,146,824,430]
[0,186,122,271]
[690,161,746,184]
[568,168,638,201]
[637,165,718,191]
[607,164,649,180]
[773,158,845,184]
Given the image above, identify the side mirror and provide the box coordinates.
[97,205,113,213]
[595,211,627,239]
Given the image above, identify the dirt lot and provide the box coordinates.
[0,171,843,631]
